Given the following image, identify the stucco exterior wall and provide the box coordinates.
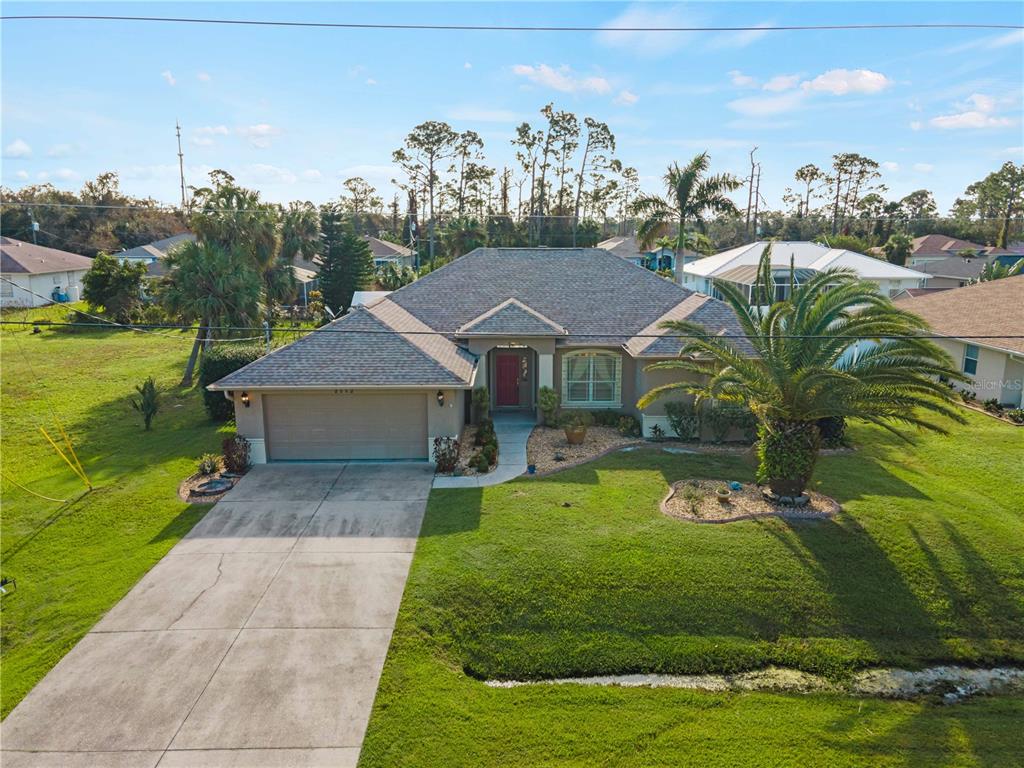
[934,338,1021,406]
[922,275,968,290]
[0,270,86,308]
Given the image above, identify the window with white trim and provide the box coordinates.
[963,344,979,376]
[561,350,621,407]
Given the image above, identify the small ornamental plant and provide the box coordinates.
[197,453,221,476]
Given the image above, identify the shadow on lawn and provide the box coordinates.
[766,515,941,652]
[419,487,483,536]
[147,502,215,545]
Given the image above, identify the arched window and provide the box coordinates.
[561,350,622,407]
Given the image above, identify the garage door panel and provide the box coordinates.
[264,393,427,461]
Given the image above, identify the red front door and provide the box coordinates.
[495,353,520,406]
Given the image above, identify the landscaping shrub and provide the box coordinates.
[198,344,266,421]
[560,410,594,429]
[482,443,497,466]
[756,420,820,496]
[222,436,251,474]
[58,309,105,333]
[475,418,495,446]
[472,452,490,472]
[982,397,1003,414]
[538,386,559,426]
[664,400,699,440]
[471,387,490,423]
[649,424,665,442]
[130,376,160,431]
[704,403,757,443]
[1007,409,1024,424]
[590,410,621,428]
[616,415,641,437]
[816,416,846,448]
[432,436,460,473]
[197,453,220,476]
[959,389,976,403]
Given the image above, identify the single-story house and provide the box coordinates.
[116,233,195,279]
[896,276,1024,407]
[0,237,93,307]
[905,234,1013,267]
[209,247,752,463]
[366,236,415,269]
[916,254,995,289]
[597,235,676,272]
[682,241,928,300]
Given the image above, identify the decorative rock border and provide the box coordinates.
[660,479,840,524]
[177,472,238,504]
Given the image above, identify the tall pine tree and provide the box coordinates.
[318,204,374,315]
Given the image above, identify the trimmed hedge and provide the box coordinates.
[198,344,266,422]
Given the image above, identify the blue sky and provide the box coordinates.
[2,2,1022,213]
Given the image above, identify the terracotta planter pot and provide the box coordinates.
[564,426,588,445]
[716,489,731,503]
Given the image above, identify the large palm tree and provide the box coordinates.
[162,241,263,386]
[631,152,741,255]
[638,244,966,497]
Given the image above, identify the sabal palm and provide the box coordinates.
[632,152,741,253]
[638,244,966,496]
[162,240,263,385]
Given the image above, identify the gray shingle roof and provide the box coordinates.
[458,298,567,336]
[1,237,93,274]
[918,255,990,280]
[211,247,751,390]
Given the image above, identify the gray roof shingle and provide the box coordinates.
[458,298,567,336]
[1,237,93,274]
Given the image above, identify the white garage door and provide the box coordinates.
[263,392,428,461]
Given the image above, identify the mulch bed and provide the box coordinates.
[958,401,1024,426]
[527,426,643,476]
[661,479,840,524]
[437,425,495,477]
[177,472,239,504]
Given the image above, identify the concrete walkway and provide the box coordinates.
[432,413,535,489]
[1,463,433,768]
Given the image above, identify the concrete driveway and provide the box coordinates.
[1,463,432,768]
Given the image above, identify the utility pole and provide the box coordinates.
[752,163,763,238]
[745,147,758,240]
[175,120,187,211]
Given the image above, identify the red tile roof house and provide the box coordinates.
[896,276,1024,408]
[0,237,93,307]
[208,247,752,464]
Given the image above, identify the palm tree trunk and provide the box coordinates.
[758,419,820,498]
[181,320,207,387]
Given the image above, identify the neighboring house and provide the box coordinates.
[116,233,195,279]
[916,254,993,289]
[0,237,93,307]
[682,241,928,300]
[209,247,752,463]
[895,276,1024,407]
[292,265,319,306]
[597,235,676,272]
[366,236,415,269]
[905,234,1011,267]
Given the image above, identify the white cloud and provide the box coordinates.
[929,93,1014,129]
[47,143,74,157]
[365,78,377,86]
[801,69,891,95]
[729,70,757,88]
[913,163,934,172]
[614,89,639,106]
[191,125,230,147]
[238,123,282,148]
[464,62,472,70]
[596,5,697,56]
[882,161,900,172]
[161,70,176,87]
[945,28,1024,54]
[301,169,323,181]
[197,71,212,82]
[448,106,523,122]
[910,120,923,131]
[245,164,297,185]
[707,22,773,50]
[727,90,805,116]
[3,138,32,158]
[511,64,611,94]
[53,168,77,181]
[763,74,800,92]
[15,170,29,180]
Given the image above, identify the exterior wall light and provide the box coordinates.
[436,390,445,407]
[240,391,251,408]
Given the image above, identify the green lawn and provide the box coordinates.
[360,413,1024,766]
[0,306,225,717]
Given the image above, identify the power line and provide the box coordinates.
[1,16,1020,32]
[2,319,1021,342]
